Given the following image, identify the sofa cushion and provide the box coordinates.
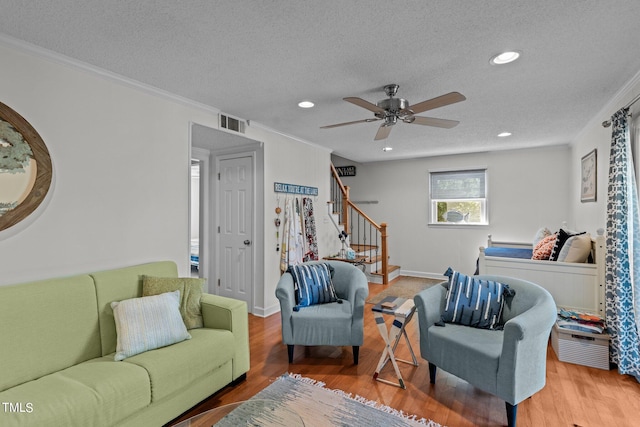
[91,261,179,356]
[288,263,338,308]
[556,233,592,263]
[0,274,101,391]
[142,275,204,329]
[123,328,236,402]
[550,229,587,261]
[291,301,354,345]
[532,227,552,247]
[0,355,150,427]
[428,323,503,394]
[112,291,191,361]
[442,268,514,330]
[532,233,557,260]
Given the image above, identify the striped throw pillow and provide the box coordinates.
[442,268,514,330]
[111,290,191,361]
[288,263,338,308]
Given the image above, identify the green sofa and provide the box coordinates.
[0,261,250,427]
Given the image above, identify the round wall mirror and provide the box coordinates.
[0,102,52,233]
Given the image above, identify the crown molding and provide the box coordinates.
[0,33,220,115]
[246,120,331,153]
[577,67,640,139]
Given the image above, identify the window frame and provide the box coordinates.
[428,168,489,226]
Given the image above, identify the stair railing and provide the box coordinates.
[330,163,389,284]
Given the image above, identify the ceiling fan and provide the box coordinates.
[321,84,466,140]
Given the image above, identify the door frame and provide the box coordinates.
[213,144,264,315]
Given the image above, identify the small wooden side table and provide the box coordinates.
[372,296,418,389]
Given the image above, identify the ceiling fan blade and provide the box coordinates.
[344,97,385,113]
[402,92,466,115]
[410,116,460,128]
[374,124,393,140]
[320,118,380,129]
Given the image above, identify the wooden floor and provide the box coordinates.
[168,281,640,427]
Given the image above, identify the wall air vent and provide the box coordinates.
[219,113,246,134]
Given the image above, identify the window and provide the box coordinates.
[429,169,488,225]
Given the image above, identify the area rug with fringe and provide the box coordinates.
[367,276,444,305]
[212,373,442,426]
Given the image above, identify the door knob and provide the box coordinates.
[244,240,251,246]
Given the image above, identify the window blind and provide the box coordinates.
[430,169,486,199]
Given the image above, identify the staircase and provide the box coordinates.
[329,164,399,284]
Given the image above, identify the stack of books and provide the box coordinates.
[556,307,606,334]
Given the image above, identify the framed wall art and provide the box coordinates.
[0,102,52,233]
[581,149,597,203]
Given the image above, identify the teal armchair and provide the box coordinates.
[275,261,368,364]
[414,275,556,427]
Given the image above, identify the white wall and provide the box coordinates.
[0,43,215,284]
[571,70,640,232]
[0,40,335,309]
[245,125,336,316]
[333,145,572,277]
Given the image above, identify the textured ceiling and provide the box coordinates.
[1,1,640,162]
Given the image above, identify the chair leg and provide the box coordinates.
[287,345,294,363]
[428,362,437,384]
[505,402,518,427]
[352,346,359,365]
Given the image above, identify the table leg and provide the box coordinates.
[373,314,407,389]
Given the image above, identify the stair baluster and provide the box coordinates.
[330,163,390,284]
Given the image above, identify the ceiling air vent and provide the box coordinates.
[219,113,246,134]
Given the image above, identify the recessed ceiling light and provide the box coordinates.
[498,132,512,137]
[490,51,520,65]
[382,147,393,152]
[298,101,315,108]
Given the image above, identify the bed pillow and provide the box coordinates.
[142,276,204,329]
[550,229,586,261]
[557,233,592,263]
[532,227,552,247]
[442,268,515,330]
[288,263,338,308]
[532,233,557,260]
[111,290,191,361]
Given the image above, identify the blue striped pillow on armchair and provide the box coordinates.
[442,267,515,330]
[288,263,338,308]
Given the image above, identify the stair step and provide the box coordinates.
[359,255,382,264]
[351,243,378,252]
[366,265,401,285]
[371,265,400,276]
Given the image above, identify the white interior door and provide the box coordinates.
[218,156,253,305]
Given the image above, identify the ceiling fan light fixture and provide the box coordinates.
[490,51,520,65]
[320,85,466,141]
[298,100,315,108]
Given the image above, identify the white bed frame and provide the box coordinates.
[478,229,605,315]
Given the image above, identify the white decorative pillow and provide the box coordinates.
[557,233,592,263]
[532,227,552,247]
[111,290,191,361]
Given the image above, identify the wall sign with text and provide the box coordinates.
[335,166,356,177]
[274,182,318,196]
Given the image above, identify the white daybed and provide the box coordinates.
[478,229,605,315]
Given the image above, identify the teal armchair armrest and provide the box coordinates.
[200,293,250,380]
[275,273,296,343]
[414,282,447,356]
[498,290,557,404]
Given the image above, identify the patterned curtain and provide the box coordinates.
[606,107,640,381]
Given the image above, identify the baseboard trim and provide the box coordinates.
[399,270,446,281]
